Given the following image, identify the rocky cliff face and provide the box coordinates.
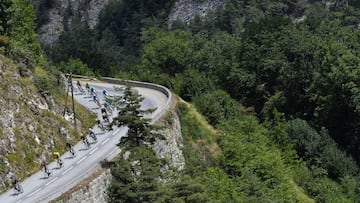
[34,0,224,46]
[56,170,111,203]
[55,109,184,203]
[168,0,225,27]
[0,54,78,192]
[33,0,109,46]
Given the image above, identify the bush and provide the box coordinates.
[59,58,94,76]
[0,35,9,47]
[193,90,242,126]
[176,68,215,101]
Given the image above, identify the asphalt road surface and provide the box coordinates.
[0,80,170,203]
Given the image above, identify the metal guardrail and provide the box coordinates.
[100,77,174,123]
[64,74,95,80]
[67,74,174,122]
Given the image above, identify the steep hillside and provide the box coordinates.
[28,0,360,201]
[0,53,94,192]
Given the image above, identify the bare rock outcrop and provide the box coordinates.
[33,0,109,46]
[168,0,225,27]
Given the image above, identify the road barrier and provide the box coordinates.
[100,77,174,123]
[67,74,174,122]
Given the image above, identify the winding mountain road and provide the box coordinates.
[0,79,171,203]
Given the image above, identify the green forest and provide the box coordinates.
[3,0,360,201]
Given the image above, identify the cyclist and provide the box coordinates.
[76,80,84,93]
[101,106,109,121]
[90,87,97,96]
[102,89,108,97]
[89,128,97,142]
[85,83,90,93]
[11,176,22,193]
[41,160,51,177]
[103,101,112,114]
[81,134,91,149]
[66,141,76,157]
[53,152,63,168]
[93,95,101,107]
[96,118,105,131]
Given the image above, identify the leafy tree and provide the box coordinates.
[139,28,192,76]
[7,0,41,60]
[58,58,94,76]
[0,0,11,35]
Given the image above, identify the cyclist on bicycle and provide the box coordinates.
[53,152,63,168]
[102,89,108,97]
[89,128,97,142]
[96,118,104,130]
[66,141,76,157]
[41,160,51,177]
[81,134,91,148]
[85,83,90,93]
[11,176,22,193]
[93,95,101,107]
[90,87,97,96]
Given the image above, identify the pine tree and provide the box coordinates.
[108,146,164,203]
[107,86,166,202]
[108,86,163,150]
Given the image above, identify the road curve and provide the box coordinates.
[0,79,172,203]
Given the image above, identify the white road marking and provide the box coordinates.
[62,166,74,175]
[45,177,58,186]
[27,188,41,197]
[101,138,110,145]
[107,148,119,158]
[77,156,87,165]
[112,128,121,136]
[89,147,98,155]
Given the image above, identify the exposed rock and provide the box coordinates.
[37,9,63,46]
[17,63,31,77]
[85,0,110,29]
[57,170,111,203]
[168,0,225,28]
[153,111,185,171]
[33,0,109,46]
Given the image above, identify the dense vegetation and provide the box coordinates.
[35,0,360,201]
